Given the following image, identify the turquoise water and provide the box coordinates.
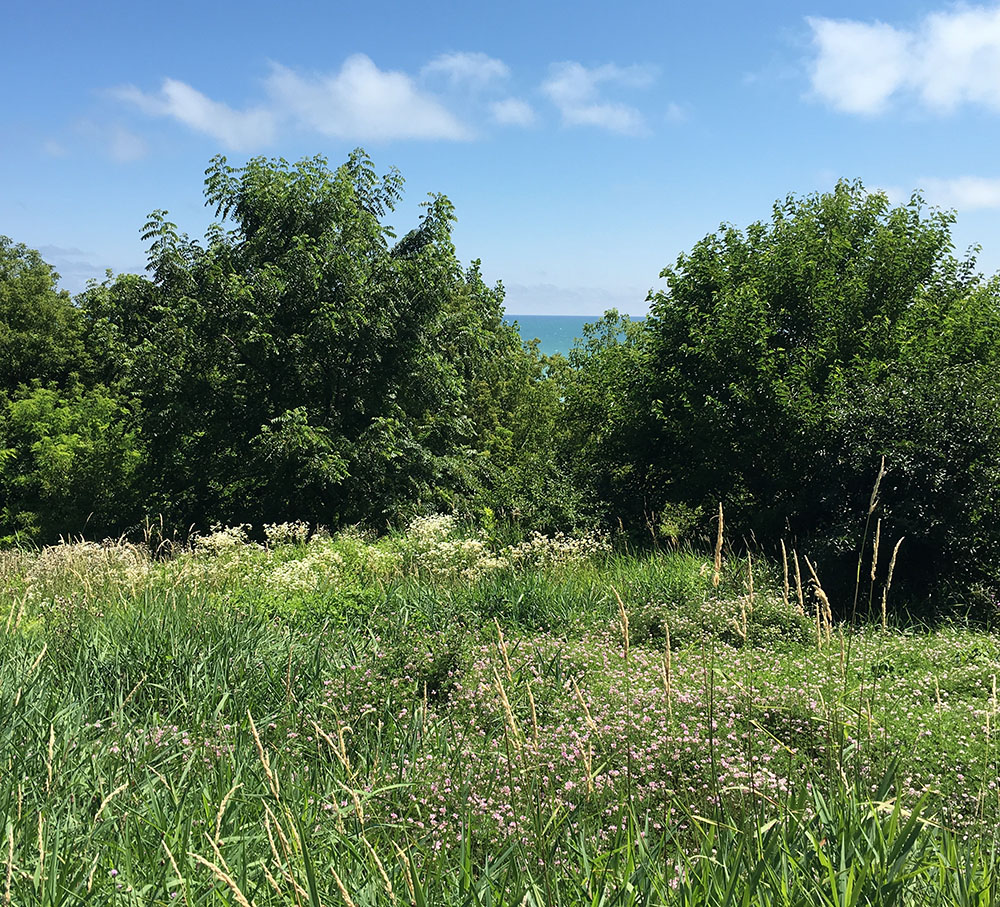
[505,314,644,357]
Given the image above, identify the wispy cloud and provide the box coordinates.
[808,5,1000,115]
[115,54,472,145]
[920,176,1000,210]
[664,102,688,124]
[41,139,68,157]
[66,119,152,163]
[422,51,509,88]
[114,79,276,150]
[491,97,536,127]
[113,53,664,147]
[265,55,471,141]
[541,62,655,134]
[108,126,148,162]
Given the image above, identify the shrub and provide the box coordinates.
[601,181,1000,615]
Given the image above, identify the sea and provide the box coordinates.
[504,314,645,358]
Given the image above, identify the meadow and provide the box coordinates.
[3,516,1000,905]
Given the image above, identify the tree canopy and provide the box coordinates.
[80,150,537,530]
[5,170,1000,615]
[594,180,1000,610]
[0,236,90,392]
[2,151,557,541]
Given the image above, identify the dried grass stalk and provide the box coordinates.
[793,550,805,616]
[871,518,881,583]
[332,867,359,907]
[780,540,790,610]
[213,781,242,847]
[248,710,281,800]
[713,503,724,588]
[188,853,254,907]
[881,537,904,629]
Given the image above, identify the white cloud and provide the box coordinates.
[920,176,1000,209]
[664,102,688,124]
[808,6,1000,114]
[41,139,68,157]
[807,18,910,114]
[108,126,148,162]
[114,55,472,146]
[491,97,536,127]
[115,79,276,150]
[265,55,471,141]
[917,6,1000,110]
[541,62,655,134]
[422,51,509,87]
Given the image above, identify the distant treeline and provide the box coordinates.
[4,150,1000,617]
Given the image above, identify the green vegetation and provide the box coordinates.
[78,151,535,531]
[3,526,999,904]
[5,155,1000,901]
[5,163,1000,612]
[568,182,1000,614]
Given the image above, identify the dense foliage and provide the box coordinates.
[568,182,1000,614]
[84,151,542,530]
[0,236,91,391]
[2,151,554,542]
[7,163,1000,901]
[5,166,1000,612]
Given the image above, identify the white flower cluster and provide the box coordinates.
[398,515,609,582]
[421,537,506,582]
[265,543,345,595]
[193,524,254,555]
[406,514,461,546]
[507,531,611,569]
[1,516,615,611]
[263,521,311,547]
[398,514,494,581]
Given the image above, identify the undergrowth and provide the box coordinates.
[1,516,999,904]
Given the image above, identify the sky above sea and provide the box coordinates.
[5,1,1000,313]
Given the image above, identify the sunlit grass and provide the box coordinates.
[2,520,999,904]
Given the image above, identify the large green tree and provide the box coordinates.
[0,238,143,542]
[0,384,143,544]
[0,236,90,392]
[560,311,653,528]
[82,151,529,530]
[598,181,1000,612]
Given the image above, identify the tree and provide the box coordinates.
[81,151,529,531]
[617,180,1000,613]
[0,384,143,543]
[465,339,588,532]
[0,236,90,392]
[0,239,141,543]
[836,280,1000,608]
[561,311,653,528]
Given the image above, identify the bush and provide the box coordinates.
[0,384,144,543]
[609,180,1000,616]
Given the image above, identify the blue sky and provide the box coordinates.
[4,0,1000,314]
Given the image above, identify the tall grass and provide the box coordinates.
[1,520,999,904]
